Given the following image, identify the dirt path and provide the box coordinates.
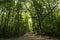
[0,33,60,40]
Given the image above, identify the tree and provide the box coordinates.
[27,0,59,35]
[0,0,29,37]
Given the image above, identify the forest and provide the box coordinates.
[0,0,60,40]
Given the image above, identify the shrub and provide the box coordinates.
[0,15,28,38]
[33,14,60,37]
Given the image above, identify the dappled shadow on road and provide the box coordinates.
[0,33,60,40]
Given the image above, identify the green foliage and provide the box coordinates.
[29,0,60,37]
[0,13,27,38]
[0,0,60,38]
[0,0,29,38]
[40,14,60,36]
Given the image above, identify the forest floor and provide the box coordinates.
[0,32,60,40]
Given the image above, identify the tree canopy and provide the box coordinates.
[0,0,60,37]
